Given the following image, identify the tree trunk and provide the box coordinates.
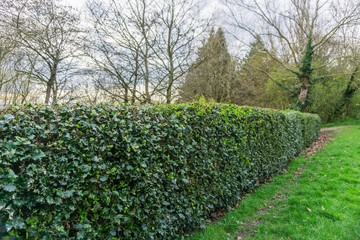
[298,78,309,104]
[131,80,137,105]
[45,83,52,105]
[52,84,58,104]
[132,52,139,105]
[295,35,313,112]
[166,56,174,104]
[144,68,150,103]
[46,62,58,105]
[124,88,129,104]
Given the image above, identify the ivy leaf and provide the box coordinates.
[3,114,14,120]
[3,183,16,192]
[100,175,108,182]
[0,102,320,239]
[8,169,17,179]
[32,150,46,161]
[6,217,25,229]
[80,165,91,172]
[182,179,190,184]
[77,230,85,239]
[63,190,74,198]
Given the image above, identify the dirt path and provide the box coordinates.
[303,131,335,155]
[320,125,352,132]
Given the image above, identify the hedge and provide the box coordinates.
[0,103,320,239]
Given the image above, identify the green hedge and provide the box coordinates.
[0,103,320,239]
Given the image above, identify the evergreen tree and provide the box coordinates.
[179,27,237,103]
[236,37,274,107]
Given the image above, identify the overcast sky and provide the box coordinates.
[63,0,223,16]
[63,0,86,9]
[62,0,246,56]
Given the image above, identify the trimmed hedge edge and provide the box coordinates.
[0,103,320,239]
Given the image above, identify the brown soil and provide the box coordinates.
[237,219,262,240]
[320,125,351,132]
[303,131,335,156]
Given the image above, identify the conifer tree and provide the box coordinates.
[236,37,274,107]
[179,27,237,103]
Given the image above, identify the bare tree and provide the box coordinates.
[0,2,18,97]
[152,0,208,103]
[0,41,17,101]
[86,0,209,104]
[86,0,161,104]
[1,0,83,105]
[0,2,27,105]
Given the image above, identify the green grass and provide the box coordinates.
[190,125,360,240]
[322,117,360,128]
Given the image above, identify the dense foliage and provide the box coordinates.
[0,103,320,239]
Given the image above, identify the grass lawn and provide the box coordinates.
[190,124,360,240]
[322,118,360,127]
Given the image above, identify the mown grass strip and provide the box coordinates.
[190,125,360,240]
[322,117,360,127]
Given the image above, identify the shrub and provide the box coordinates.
[0,103,320,239]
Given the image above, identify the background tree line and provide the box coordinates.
[0,0,359,122]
